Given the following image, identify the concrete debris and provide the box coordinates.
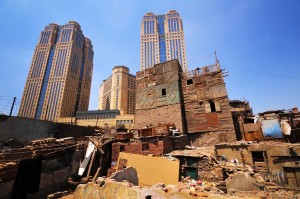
[72,180,261,199]
[110,167,138,185]
[226,171,263,192]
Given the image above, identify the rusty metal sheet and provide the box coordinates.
[206,113,219,127]
[140,128,154,137]
[244,123,261,132]
[244,131,263,141]
[153,126,169,135]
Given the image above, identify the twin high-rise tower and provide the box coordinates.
[140,10,188,71]
[19,11,186,122]
[19,21,94,121]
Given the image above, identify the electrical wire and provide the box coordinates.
[224,66,300,80]
[0,95,20,116]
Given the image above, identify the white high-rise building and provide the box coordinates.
[140,10,188,71]
[19,21,94,121]
[98,66,136,115]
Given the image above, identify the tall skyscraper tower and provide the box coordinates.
[98,66,136,115]
[19,21,94,122]
[140,10,188,71]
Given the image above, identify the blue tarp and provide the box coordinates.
[261,119,284,138]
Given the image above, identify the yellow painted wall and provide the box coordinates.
[117,152,179,186]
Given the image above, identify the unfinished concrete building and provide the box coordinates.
[135,60,187,133]
[182,61,235,146]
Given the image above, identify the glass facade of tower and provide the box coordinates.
[140,10,188,71]
[19,21,94,122]
[157,15,166,63]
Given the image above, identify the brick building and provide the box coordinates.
[182,61,236,146]
[135,60,187,133]
[135,59,236,146]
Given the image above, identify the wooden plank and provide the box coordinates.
[78,142,95,176]
[87,149,96,177]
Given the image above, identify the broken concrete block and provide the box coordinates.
[226,172,263,192]
[110,167,138,185]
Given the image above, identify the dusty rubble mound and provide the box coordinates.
[72,179,261,199]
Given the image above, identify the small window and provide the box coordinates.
[162,88,166,96]
[120,145,125,152]
[187,79,193,85]
[145,196,152,199]
[210,101,216,112]
[142,143,149,151]
[252,151,265,163]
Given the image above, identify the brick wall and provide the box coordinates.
[111,139,174,162]
[188,130,236,147]
[135,104,184,132]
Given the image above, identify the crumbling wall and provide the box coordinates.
[198,156,224,182]
[135,104,184,132]
[54,123,96,138]
[0,117,55,144]
[0,116,96,144]
[0,150,82,199]
[215,145,251,164]
[188,130,236,147]
[111,139,174,162]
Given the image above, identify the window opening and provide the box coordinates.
[120,145,125,152]
[162,88,166,96]
[142,143,149,151]
[210,101,216,112]
[252,151,265,163]
[187,79,193,85]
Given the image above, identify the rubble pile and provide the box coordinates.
[0,162,18,183]
[72,179,262,199]
[219,158,299,198]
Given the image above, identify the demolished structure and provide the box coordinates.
[1,59,300,198]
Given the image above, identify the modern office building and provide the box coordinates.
[98,66,136,115]
[140,10,188,71]
[19,21,94,122]
[58,109,135,129]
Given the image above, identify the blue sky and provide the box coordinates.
[0,0,299,115]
